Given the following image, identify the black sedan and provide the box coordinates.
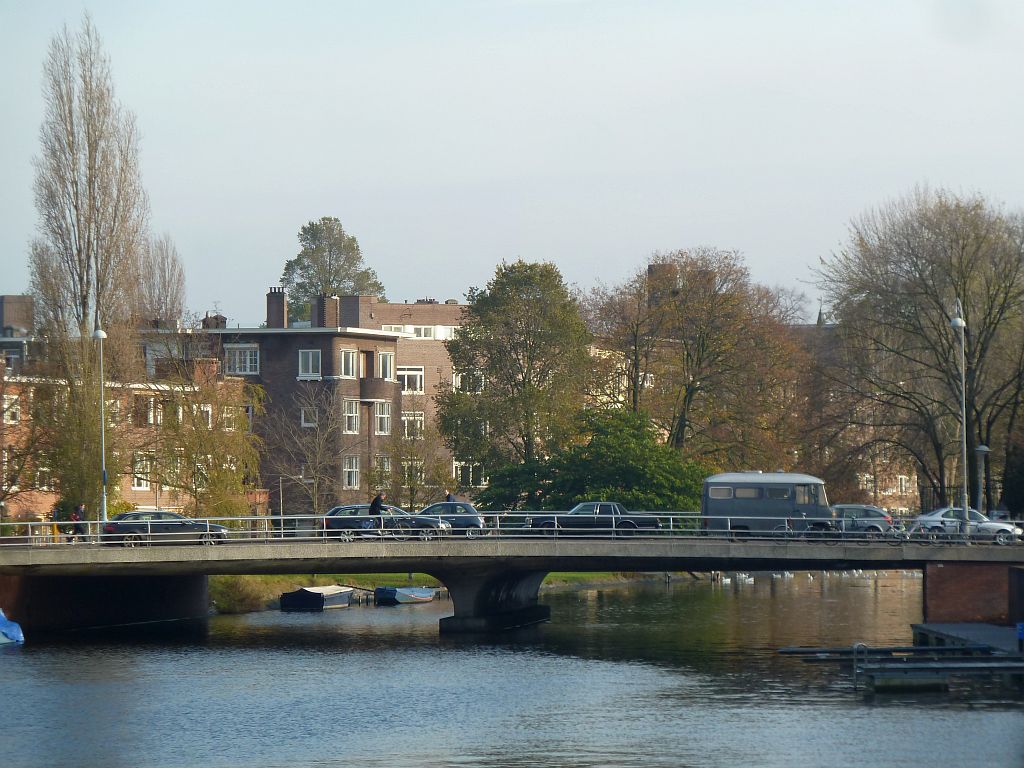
[102,510,229,547]
[524,501,663,536]
[319,504,452,541]
[417,502,488,538]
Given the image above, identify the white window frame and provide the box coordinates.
[397,366,425,394]
[453,460,485,488]
[343,399,359,434]
[401,410,425,440]
[381,324,404,333]
[375,455,391,475]
[375,401,391,435]
[343,455,360,490]
[340,349,357,379]
[3,394,20,424]
[411,325,434,339]
[379,351,395,381]
[131,453,151,491]
[300,407,318,428]
[224,344,260,375]
[402,460,424,487]
[298,349,322,380]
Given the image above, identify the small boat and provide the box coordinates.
[279,585,353,612]
[0,608,24,644]
[374,586,437,606]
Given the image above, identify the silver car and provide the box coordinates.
[912,507,1022,545]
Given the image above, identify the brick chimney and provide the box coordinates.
[312,295,340,328]
[267,287,288,328]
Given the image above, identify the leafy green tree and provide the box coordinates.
[436,260,592,506]
[280,217,385,322]
[474,409,707,512]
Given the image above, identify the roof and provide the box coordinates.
[704,471,826,485]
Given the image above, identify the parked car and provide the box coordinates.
[912,507,1022,545]
[319,504,452,541]
[831,504,899,537]
[416,501,488,537]
[102,510,229,547]
[524,502,663,536]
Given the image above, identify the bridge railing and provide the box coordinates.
[1,510,1021,548]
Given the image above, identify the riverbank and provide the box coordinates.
[209,571,686,613]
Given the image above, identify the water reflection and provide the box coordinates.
[3,572,1022,768]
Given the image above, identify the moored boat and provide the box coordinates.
[0,607,24,644]
[279,585,353,612]
[374,586,437,606]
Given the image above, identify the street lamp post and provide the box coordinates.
[92,328,108,528]
[975,444,990,514]
[951,300,970,539]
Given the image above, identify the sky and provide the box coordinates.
[2,1,1023,326]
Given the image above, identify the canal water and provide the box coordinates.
[3,571,1022,768]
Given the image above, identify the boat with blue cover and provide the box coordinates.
[279,585,353,612]
[0,608,24,644]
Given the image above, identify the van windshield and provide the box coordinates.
[795,484,829,507]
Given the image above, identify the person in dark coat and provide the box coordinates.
[369,492,386,529]
[445,489,455,502]
[70,503,87,543]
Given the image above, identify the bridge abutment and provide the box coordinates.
[0,573,209,636]
[433,567,551,633]
[923,562,1012,624]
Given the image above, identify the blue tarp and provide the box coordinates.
[0,607,24,644]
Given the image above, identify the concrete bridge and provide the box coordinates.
[2,536,1022,635]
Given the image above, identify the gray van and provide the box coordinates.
[700,471,835,535]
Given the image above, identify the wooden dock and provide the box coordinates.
[781,622,1024,692]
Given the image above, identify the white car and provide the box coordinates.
[913,507,1022,545]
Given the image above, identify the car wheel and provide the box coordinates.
[122,533,143,548]
[541,521,557,537]
[615,522,637,537]
[994,529,1013,546]
[865,527,883,539]
[338,530,355,542]
[200,532,217,545]
[465,526,482,539]
[926,527,944,542]
[417,527,436,542]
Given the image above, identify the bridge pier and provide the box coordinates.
[923,562,1013,624]
[432,567,551,633]
[0,573,209,636]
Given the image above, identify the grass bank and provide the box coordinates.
[209,571,676,614]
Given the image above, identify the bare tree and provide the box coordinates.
[818,188,1024,508]
[27,15,150,513]
[139,234,186,326]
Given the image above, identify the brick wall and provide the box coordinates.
[923,562,1010,624]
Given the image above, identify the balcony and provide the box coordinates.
[360,376,398,402]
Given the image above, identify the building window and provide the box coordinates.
[131,453,151,490]
[397,366,425,394]
[375,401,391,435]
[340,349,357,378]
[453,369,483,393]
[3,394,20,424]
[454,461,485,488]
[198,404,213,428]
[382,324,404,333]
[343,400,359,434]
[343,455,360,489]
[898,475,910,494]
[300,407,318,428]
[298,349,321,379]
[133,395,158,426]
[379,352,395,380]
[411,326,434,339]
[401,411,425,439]
[376,455,391,474]
[402,460,424,486]
[224,344,259,375]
